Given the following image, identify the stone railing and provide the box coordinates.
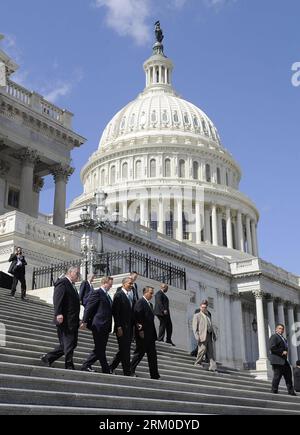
[2,79,73,129]
[0,210,81,253]
[230,257,300,288]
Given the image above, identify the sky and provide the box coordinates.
[1,0,300,274]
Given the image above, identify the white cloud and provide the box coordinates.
[95,0,151,45]
[203,0,237,10]
[43,68,84,104]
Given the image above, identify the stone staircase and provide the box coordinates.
[0,289,299,415]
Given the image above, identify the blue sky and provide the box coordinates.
[1,0,300,274]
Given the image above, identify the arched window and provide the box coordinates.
[217,167,221,184]
[165,211,174,237]
[100,169,105,186]
[173,111,179,123]
[193,161,199,180]
[122,162,128,180]
[226,172,229,186]
[110,166,116,185]
[135,160,142,179]
[179,159,186,178]
[205,164,211,182]
[150,211,158,231]
[164,159,171,177]
[150,159,156,178]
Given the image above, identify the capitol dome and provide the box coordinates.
[72,25,259,257]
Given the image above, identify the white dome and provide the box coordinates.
[99,89,222,150]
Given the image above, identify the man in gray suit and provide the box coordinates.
[192,299,217,372]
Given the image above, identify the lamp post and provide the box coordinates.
[80,190,119,275]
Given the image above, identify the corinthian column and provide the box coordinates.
[253,290,269,373]
[212,204,218,246]
[237,211,244,252]
[226,207,233,249]
[32,175,45,218]
[251,220,259,257]
[287,303,298,366]
[51,164,74,227]
[16,148,40,216]
[266,294,275,337]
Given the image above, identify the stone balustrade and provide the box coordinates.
[2,79,73,128]
[0,210,80,253]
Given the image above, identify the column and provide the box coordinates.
[266,295,275,338]
[224,294,233,366]
[18,148,39,216]
[51,164,74,227]
[253,291,268,371]
[217,290,227,364]
[237,211,244,252]
[165,67,168,84]
[176,197,183,242]
[277,298,286,326]
[158,197,164,234]
[231,295,246,369]
[0,160,10,213]
[212,204,218,246]
[226,207,233,249]
[217,210,223,246]
[287,303,298,365]
[251,220,258,256]
[195,200,202,245]
[32,176,44,218]
[204,207,211,244]
[246,216,253,255]
[296,309,300,359]
[140,198,147,227]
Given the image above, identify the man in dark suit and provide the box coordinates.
[154,283,175,346]
[131,286,160,379]
[110,277,134,376]
[269,324,296,395]
[41,266,81,370]
[80,276,113,374]
[8,247,27,300]
[79,273,95,307]
[115,271,139,307]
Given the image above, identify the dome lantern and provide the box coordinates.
[143,21,174,91]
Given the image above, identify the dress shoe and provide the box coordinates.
[40,355,51,367]
[288,391,297,396]
[166,340,176,346]
[81,366,95,372]
[151,375,160,380]
[271,390,278,394]
[21,297,29,302]
[65,365,75,370]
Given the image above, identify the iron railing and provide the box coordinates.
[32,248,186,290]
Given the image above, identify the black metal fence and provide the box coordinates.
[32,248,186,290]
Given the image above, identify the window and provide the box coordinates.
[100,169,105,185]
[222,219,227,247]
[173,111,179,123]
[193,116,199,128]
[122,162,128,180]
[217,168,221,184]
[150,159,156,178]
[183,212,189,240]
[150,211,158,231]
[179,159,185,178]
[151,110,157,123]
[8,188,19,209]
[193,161,199,180]
[120,117,126,130]
[165,211,174,237]
[164,159,171,177]
[135,160,142,179]
[162,110,168,123]
[130,113,135,128]
[226,172,229,186]
[205,164,211,182]
[110,166,116,185]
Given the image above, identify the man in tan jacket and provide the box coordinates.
[192,299,217,372]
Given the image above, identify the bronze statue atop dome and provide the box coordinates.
[155,21,164,44]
